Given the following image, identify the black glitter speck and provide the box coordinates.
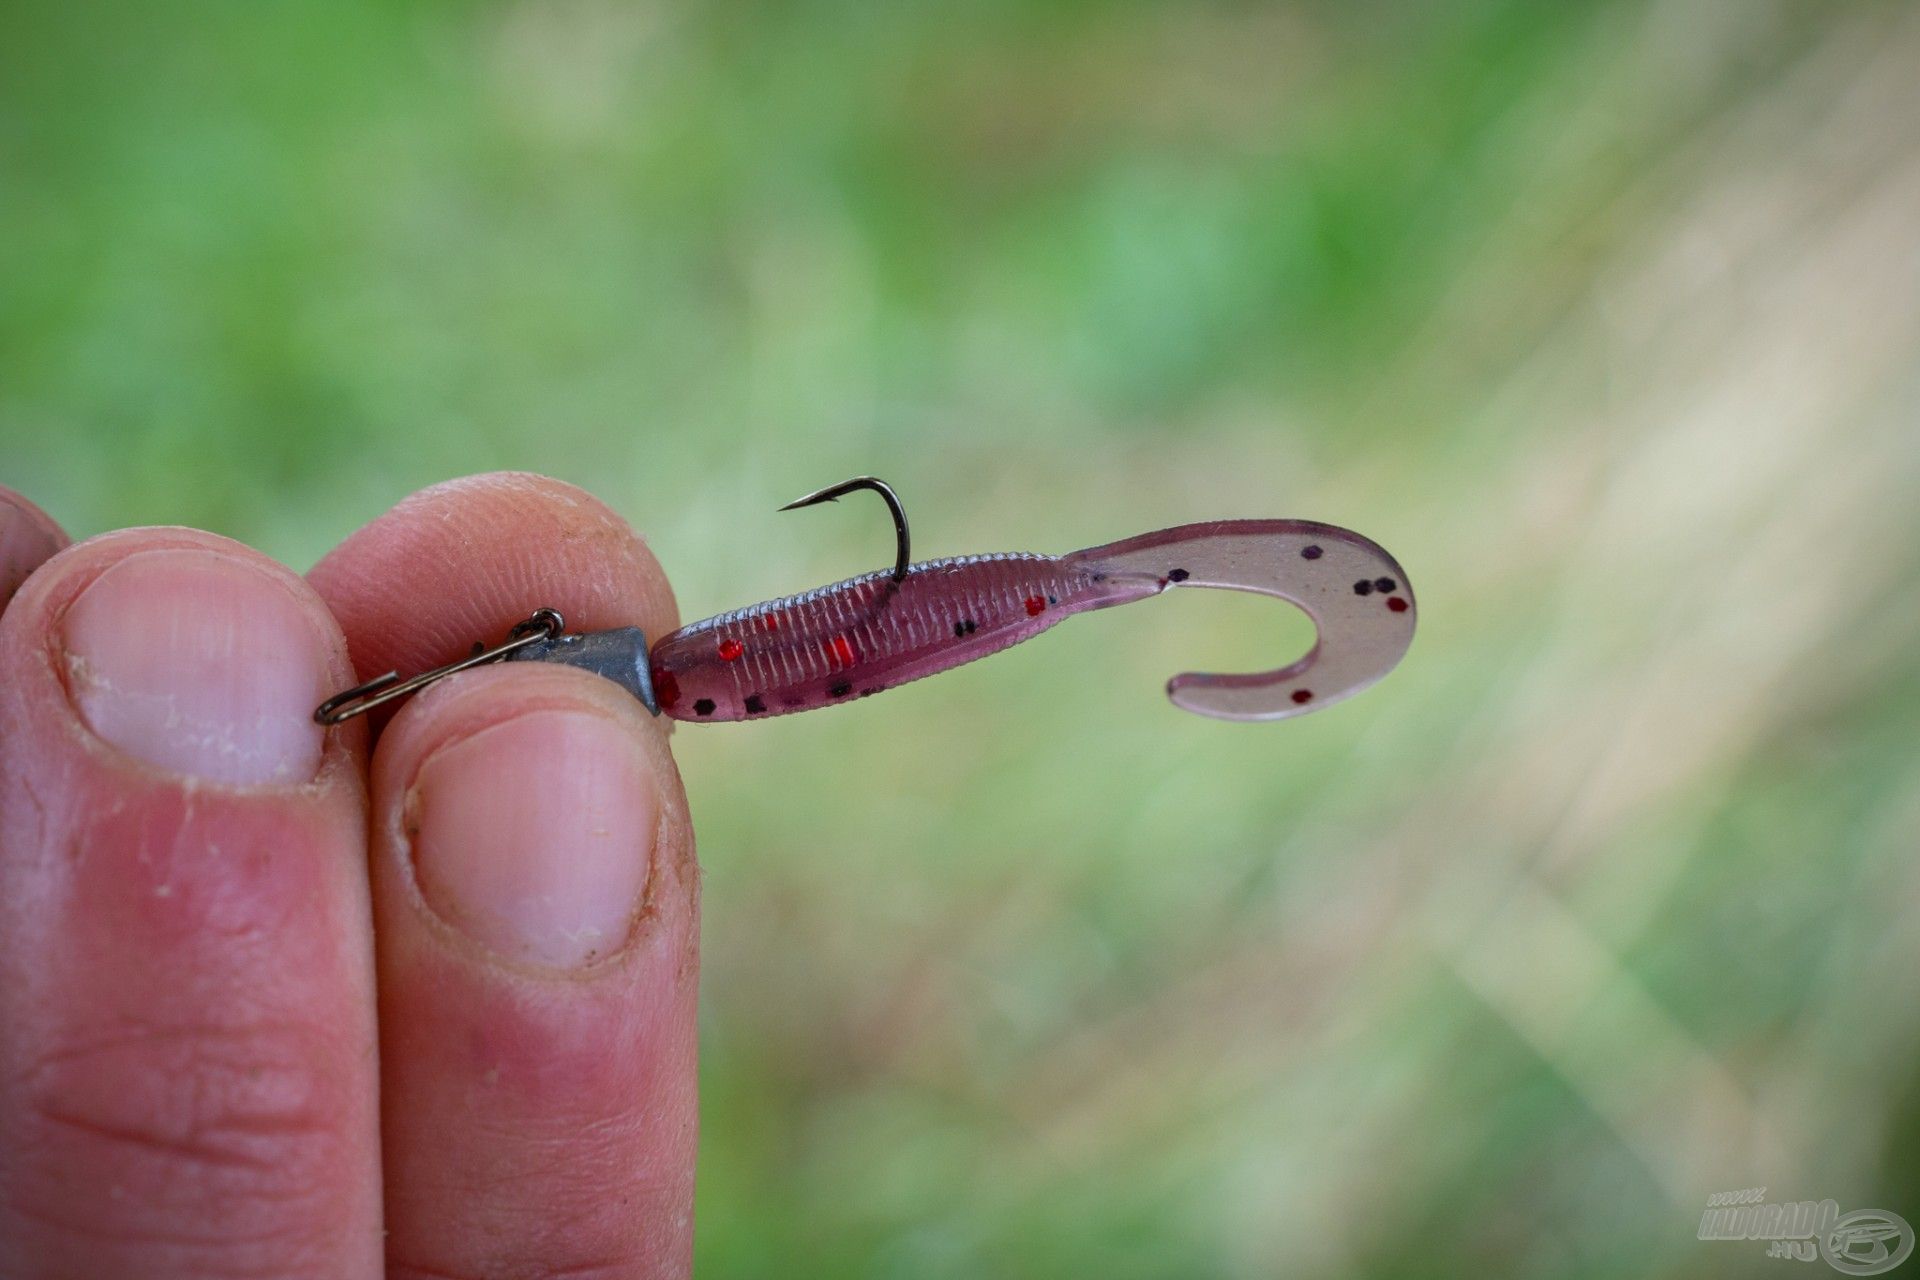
[1353,580,1373,596]
[1168,568,1190,582]
[1302,545,1323,560]
[743,694,766,715]
[693,698,716,716]
[829,682,852,698]
[1375,577,1396,592]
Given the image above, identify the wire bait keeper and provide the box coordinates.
[313,609,661,725]
[316,476,1416,726]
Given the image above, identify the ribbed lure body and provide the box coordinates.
[648,552,1160,721]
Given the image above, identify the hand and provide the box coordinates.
[0,474,698,1279]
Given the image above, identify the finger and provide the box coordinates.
[309,471,678,740]
[309,474,696,1279]
[0,530,381,1278]
[373,666,697,1279]
[0,488,68,610]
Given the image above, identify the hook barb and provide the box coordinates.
[779,475,911,582]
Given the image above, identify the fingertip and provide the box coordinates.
[373,662,686,971]
[2,528,362,789]
[0,487,70,610]
[310,474,679,730]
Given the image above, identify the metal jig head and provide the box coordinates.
[316,478,1415,726]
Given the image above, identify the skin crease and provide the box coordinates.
[0,476,701,1280]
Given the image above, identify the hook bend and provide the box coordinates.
[779,475,911,583]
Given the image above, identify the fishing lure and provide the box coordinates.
[315,477,1415,726]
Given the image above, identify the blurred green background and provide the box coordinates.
[6,0,1920,1275]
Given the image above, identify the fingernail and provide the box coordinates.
[62,549,330,786]
[409,708,656,969]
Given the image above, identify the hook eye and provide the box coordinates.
[1066,520,1415,721]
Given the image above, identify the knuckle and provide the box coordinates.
[388,1256,644,1280]
[386,1171,680,1280]
[9,1019,357,1252]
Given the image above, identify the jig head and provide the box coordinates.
[316,477,1415,727]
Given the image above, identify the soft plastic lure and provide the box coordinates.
[316,477,1415,727]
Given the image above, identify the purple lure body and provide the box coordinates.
[648,552,1159,721]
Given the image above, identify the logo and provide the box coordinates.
[1699,1189,1913,1274]
[1826,1211,1917,1277]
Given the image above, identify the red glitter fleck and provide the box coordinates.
[762,614,780,632]
[1024,595,1046,616]
[717,637,744,661]
[824,635,856,667]
[1291,689,1314,704]
[1387,597,1409,613]
[653,667,680,709]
